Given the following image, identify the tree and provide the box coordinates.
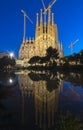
[72,53,80,65]
[39,56,49,66]
[0,56,16,69]
[28,47,59,67]
[56,111,83,130]
[46,47,59,66]
[79,50,83,64]
[28,56,41,65]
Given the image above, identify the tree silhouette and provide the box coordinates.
[79,50,83,64]
[72,53,80,65]
[46,46,59,66]
[39,56,49,66]
[28,47,59,67]
[0,56,16,69]
[28,56,41,65]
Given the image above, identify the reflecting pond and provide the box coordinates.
[0,70,83,130]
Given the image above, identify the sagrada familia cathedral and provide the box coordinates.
[18,8,64,61]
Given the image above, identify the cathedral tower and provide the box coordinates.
[19,7,64,62]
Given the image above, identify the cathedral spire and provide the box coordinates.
[61,43,63,50]
[48,8,51,34]
[52,13,54,37]
[44,12,46,26]
[52,13,54,25]
[40,9,43,34]
[35,13,39,38]
[36,13,39,25]
[48,8,51,25]
[44,11,46,33]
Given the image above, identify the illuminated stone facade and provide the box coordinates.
[19,9,64,61]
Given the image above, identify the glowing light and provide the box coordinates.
[9,52,14,58]
[9,78,13,84]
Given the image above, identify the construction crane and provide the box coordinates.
[41,0,47,24]
[41,0,56,14]
[46,0,56,12]
[41,0,56,25]
[68,39,79,55]
[21,9,33,43]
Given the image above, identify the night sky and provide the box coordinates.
[0,0,83,58]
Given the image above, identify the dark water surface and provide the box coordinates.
[0,70,83,130]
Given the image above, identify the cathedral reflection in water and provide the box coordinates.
[1,71,83,129]
[18,71,64,129]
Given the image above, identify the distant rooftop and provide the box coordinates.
[0,52,8,59]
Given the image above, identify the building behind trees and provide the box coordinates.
[19,9,64,62]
